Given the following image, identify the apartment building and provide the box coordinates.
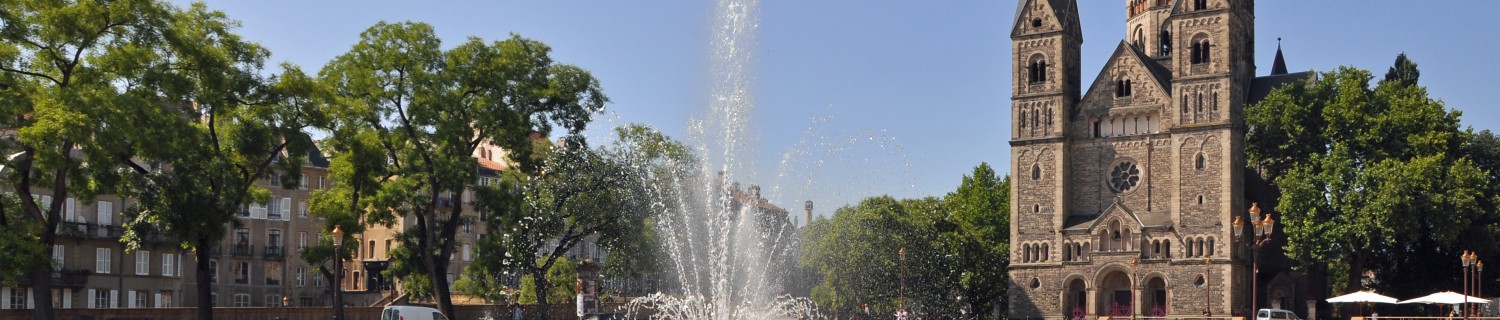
[1,194,188,311]
[343,145,502,303]
[178,147,332,308]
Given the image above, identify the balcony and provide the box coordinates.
[18,268,91,288]
[209,245,223,256]
[94,225,125,239]
[266,278,280,286]
[60,222,89,237]
[268,212,283,220]
[231,244,254,257]
[234,277,248,284]
[264,246,285,260]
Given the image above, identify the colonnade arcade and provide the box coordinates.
[1061,266,1170,320]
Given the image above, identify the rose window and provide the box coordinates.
[1109,161,1141,193]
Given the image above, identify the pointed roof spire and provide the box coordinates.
[1271,37,1288,75]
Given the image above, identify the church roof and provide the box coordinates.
[1271,41,1289,75]
[1081,41,1174,99]
[1011,0,1082,40]
[1248,71,1314,104]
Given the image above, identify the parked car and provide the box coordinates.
[382,305,451,320]
[581,313,625,320]
[1256,308,1301,320]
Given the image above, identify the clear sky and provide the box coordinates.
[175,1,1500,220]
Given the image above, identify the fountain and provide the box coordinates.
[622,0,825,318]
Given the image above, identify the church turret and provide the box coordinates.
[1011,0,1081,140]
[1271,38,1288,75]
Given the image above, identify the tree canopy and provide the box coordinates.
[800,163,1011,320]
[1246,55,1499,296]
[317,20,605,318]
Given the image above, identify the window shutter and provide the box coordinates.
[463,244,471,261]
[177,254,182,277]
[85,289,94,309]
[162,253,171,277]
[109,290,118,308]
[62,291,70,309]
[127,291,136,308]
[281,197,291,220]
[136,251,149,275]
[96,248,106,273]
[65,198,76,222]
[25,288,33,309]
[1,287,10,309]
[154,293,162,308]
[97,201,112,226]
[53,245,64,267]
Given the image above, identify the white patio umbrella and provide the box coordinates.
[1398,291,1490,305]
[1328,291,1399,304]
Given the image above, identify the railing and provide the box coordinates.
[266,278,281,285]
[210,245,223,256]
[231,244,254,257]
[94,225,125,239]
[17,269,91,288]
[269,212,283,220]
[264,246,285,260]
[234,277,248,284]
[60,222,89,237]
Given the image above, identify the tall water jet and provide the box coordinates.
[625,0,822,318]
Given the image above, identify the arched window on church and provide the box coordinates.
[1163,241,1171,258]
[1207,238,1215,256]
[1032,164,1042,181]
[1019,109,1027,128]
[1029,55,1048,83]
[1133,25,1145,49]
[1159,30,1172,56]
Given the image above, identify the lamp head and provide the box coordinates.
[332,225,344,246]
[1232,216,1245,239]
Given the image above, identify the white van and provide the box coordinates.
[1257,308,1301,320]
[382,305,451,320]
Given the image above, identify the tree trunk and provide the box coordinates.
[196,236,216,320]
[30,258,52,320]
[532,269,552,320]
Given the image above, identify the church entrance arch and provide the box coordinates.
[1098,270,1134,317]
[1065,278,1088,320]
[1146,276,1168,317]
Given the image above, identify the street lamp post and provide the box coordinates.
[1462,252,1481,319]
[1233,203,1275,317]
[282,295,289,320]
[1131,258,1141,320]
[899,247,906,316]
[332,226,345,320]
[1205,259,1213,318]
[1480,261,1485,317]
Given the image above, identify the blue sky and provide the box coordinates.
[179,1,1500,220]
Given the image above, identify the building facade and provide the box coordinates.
[1008,0,1310,318]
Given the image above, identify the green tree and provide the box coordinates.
[1246,59,1494,296]
[470,135,654,320]
[318,21,605,318]
[518,257,578,305]
[1,2,320,320]
[800,196,957,317]
[1384,53,1420,87]
[942,163,1011,319]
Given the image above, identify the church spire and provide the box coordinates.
[1271,37,1288,75]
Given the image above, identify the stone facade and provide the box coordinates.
[1007,0,1283,319]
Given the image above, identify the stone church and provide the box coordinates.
[1008,0,1316,319]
